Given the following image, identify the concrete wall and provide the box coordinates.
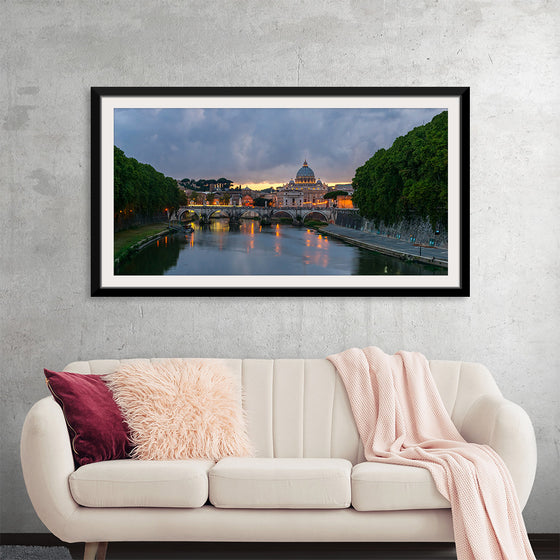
[1,0,558,534]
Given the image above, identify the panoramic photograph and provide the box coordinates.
[111,105,450,282]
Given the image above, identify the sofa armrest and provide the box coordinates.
[21,397,79,540]
[460,395,537,509]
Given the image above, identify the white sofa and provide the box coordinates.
[21,358,537,560]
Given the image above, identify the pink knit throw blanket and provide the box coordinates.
[327,347,535,560]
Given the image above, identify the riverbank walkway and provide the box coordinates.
[319,225,448,268]
[114,222,171,265]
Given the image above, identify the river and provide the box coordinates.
[117,219,446,276]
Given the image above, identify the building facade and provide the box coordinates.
[275,160,333,207]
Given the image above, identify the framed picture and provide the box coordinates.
[92,86,469,296]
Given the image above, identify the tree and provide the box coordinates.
[206,192,216,205]
[113,146,183,218]
[178,190,189,207]
[323,190,349,200]
[351,111,448,230]
[217,177,233,188]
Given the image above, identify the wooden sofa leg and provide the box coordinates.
[97,542,108,560]
[84,542,108,560]
[84,542,98,560]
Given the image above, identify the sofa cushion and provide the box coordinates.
[209,457,352,509]
[69,459,214,508]
[104,359,252,461]
[44,369,132,467]
[351,462,450,511]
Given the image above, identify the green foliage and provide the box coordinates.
[178,190,189,206]
[219,193,231,205]
[114,147,183,217]
[217,177,234,187]
[190,192,203,205]
[303,219,328,228]
[352,111,448,230]
[323,190,349,200]
[114,223,170,261]
[178,177,234,191]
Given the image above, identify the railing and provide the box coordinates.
[178,205,333,210]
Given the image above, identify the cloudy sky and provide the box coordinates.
[114,107,444,189]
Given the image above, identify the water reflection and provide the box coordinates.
[117,219,446,277]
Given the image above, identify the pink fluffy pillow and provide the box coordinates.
[104,359,252,461]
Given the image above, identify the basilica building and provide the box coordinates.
[275,160,333,207]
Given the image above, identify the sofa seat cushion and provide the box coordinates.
[69,459,214,508]
[209,457,352,509]
[351,462,450,511]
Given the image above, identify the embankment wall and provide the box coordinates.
[334,211,448,248]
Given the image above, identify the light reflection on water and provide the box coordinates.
[117,219,446,276]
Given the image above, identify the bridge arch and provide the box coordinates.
[237,209,261,219]
[176,205,335,224]
[177,208,201,222]
[207,208,232,219]
[270,209,294,220]
[302,210,329,222]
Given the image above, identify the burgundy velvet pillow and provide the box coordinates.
[44,369,132,467]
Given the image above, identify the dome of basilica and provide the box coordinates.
[296,160,315,179]
[277,158,330,201]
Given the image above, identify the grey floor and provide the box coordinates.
[60,540,559,560]
[66,542,457,559]
[2,538,557,560]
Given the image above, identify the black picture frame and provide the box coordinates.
[92,86,469,297]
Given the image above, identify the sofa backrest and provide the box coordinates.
[63,358,503,464]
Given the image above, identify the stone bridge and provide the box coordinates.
[174,205,340,225]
